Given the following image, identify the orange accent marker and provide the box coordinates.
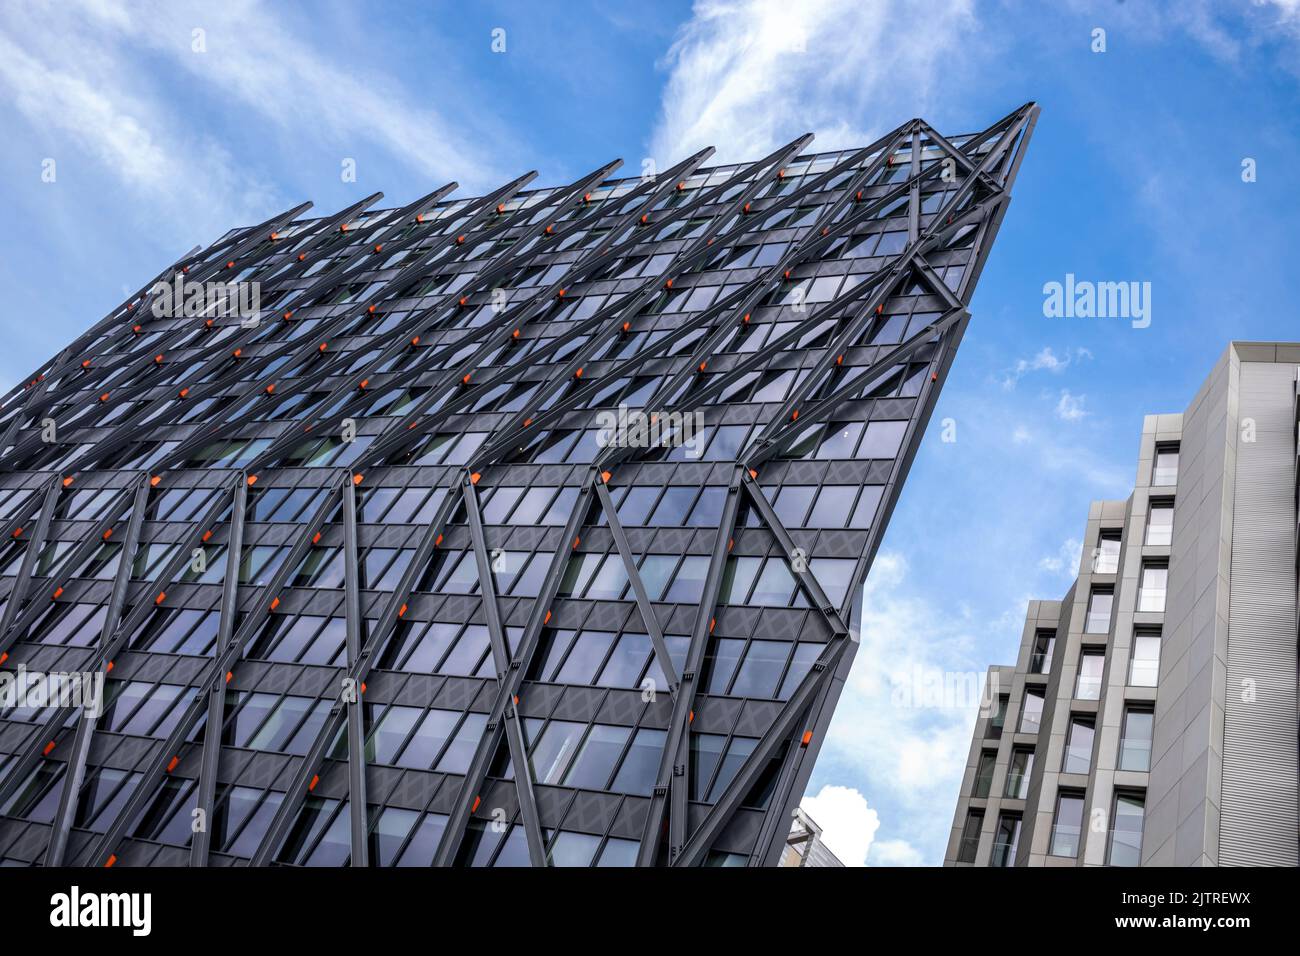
[373,244,383,253]
[154,354,164,363]
[155,591,166,605]
[166,755,180,773]
[600,470,611,483]
[43,741,56,756]
[283,310,294,320]
[318,342,328,352]
[105,661,114,673]
[434,534,443,547]
[52,587,63,600]
[232,348,242,358]
[471,795,482,812]
[99,392,110,402]
[225,671,233,683]
[398,603,408,617]
[150,476,162,487]
[572,536,580,550]
[102,528,113,540]
[201,530,212,542]
[298,253,306,261]
[353,473,364,485]
[308,774,319,791]
[791,409,799,421]
[247,475,258,486]
[61,476,74,488]
[0,652,7,666]
[543,610,552,625]
[410,336,420,346]
[104,855,117,868]
[312,532,322,544]
[265,383,275,394]
[469,472,481,485]
[622,321,630,332]
[698,361,707,373]
[801,730,814,746]
[269,597,280,611]
[178,387,189,398]
[574,367,583,379]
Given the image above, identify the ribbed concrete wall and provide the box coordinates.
[1220,361,1298,865]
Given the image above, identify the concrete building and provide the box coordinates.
[780,807,845,867]
[947,342,1300,867]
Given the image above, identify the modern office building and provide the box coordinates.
[0,103,1035,867]
[780,807,845,867]
[947,342,1300,867]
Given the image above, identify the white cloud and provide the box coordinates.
[1055,389,1088,422]
[0,0,512,247]
[812,550,1029,865]
[649,0,983,163]
[1000,346,1092,389]
[1039,537,1082,576]
[868,838,924,866]
[801,785,879,867]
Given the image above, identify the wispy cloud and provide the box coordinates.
[648,0,984,162]
[1055,389,1088,422]
[1039,536,1082,576]
[1000,346,1092,389]
[0,0,513,248]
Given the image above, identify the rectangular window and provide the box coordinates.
[1108,792,1145,866]
[956,810,983,863]
[1119,707,1154,772]
[988,695,1009,739]
[1029,630,1056,674]
[1085,588,1113,633]
[1129,629,1161,687]
[1146,500,1174,546]
[1005,748,1034,799]
[1050,791,1085,858]
[991,813,1021,867]
[1075,650,1105,700]
[1093,530,1121,574]
[1062,716,1095,774]
[1138,563,1168,613]
[1152,443,1179,486]
[1019,688,1045,734]
[973,750,996,798]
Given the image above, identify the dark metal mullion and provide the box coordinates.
[0,476,62,636]
[635,473,742,864]
[358,151,715,473]
[341,475,369,866]
[745,306,965,469]
[459,474,547,866]
[189,478,247,866]
[430,472,596,866]
[0,483,139,646]
[42,476,151,865]
[592,480,679,693]
[245,478,467,866]
[672,642,846,866]
[77,475,345,866]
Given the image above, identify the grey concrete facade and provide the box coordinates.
[946,343,1300,867]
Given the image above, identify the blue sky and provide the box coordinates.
[2,0,1299,866]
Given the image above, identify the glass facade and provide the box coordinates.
[0,107,1040,866]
